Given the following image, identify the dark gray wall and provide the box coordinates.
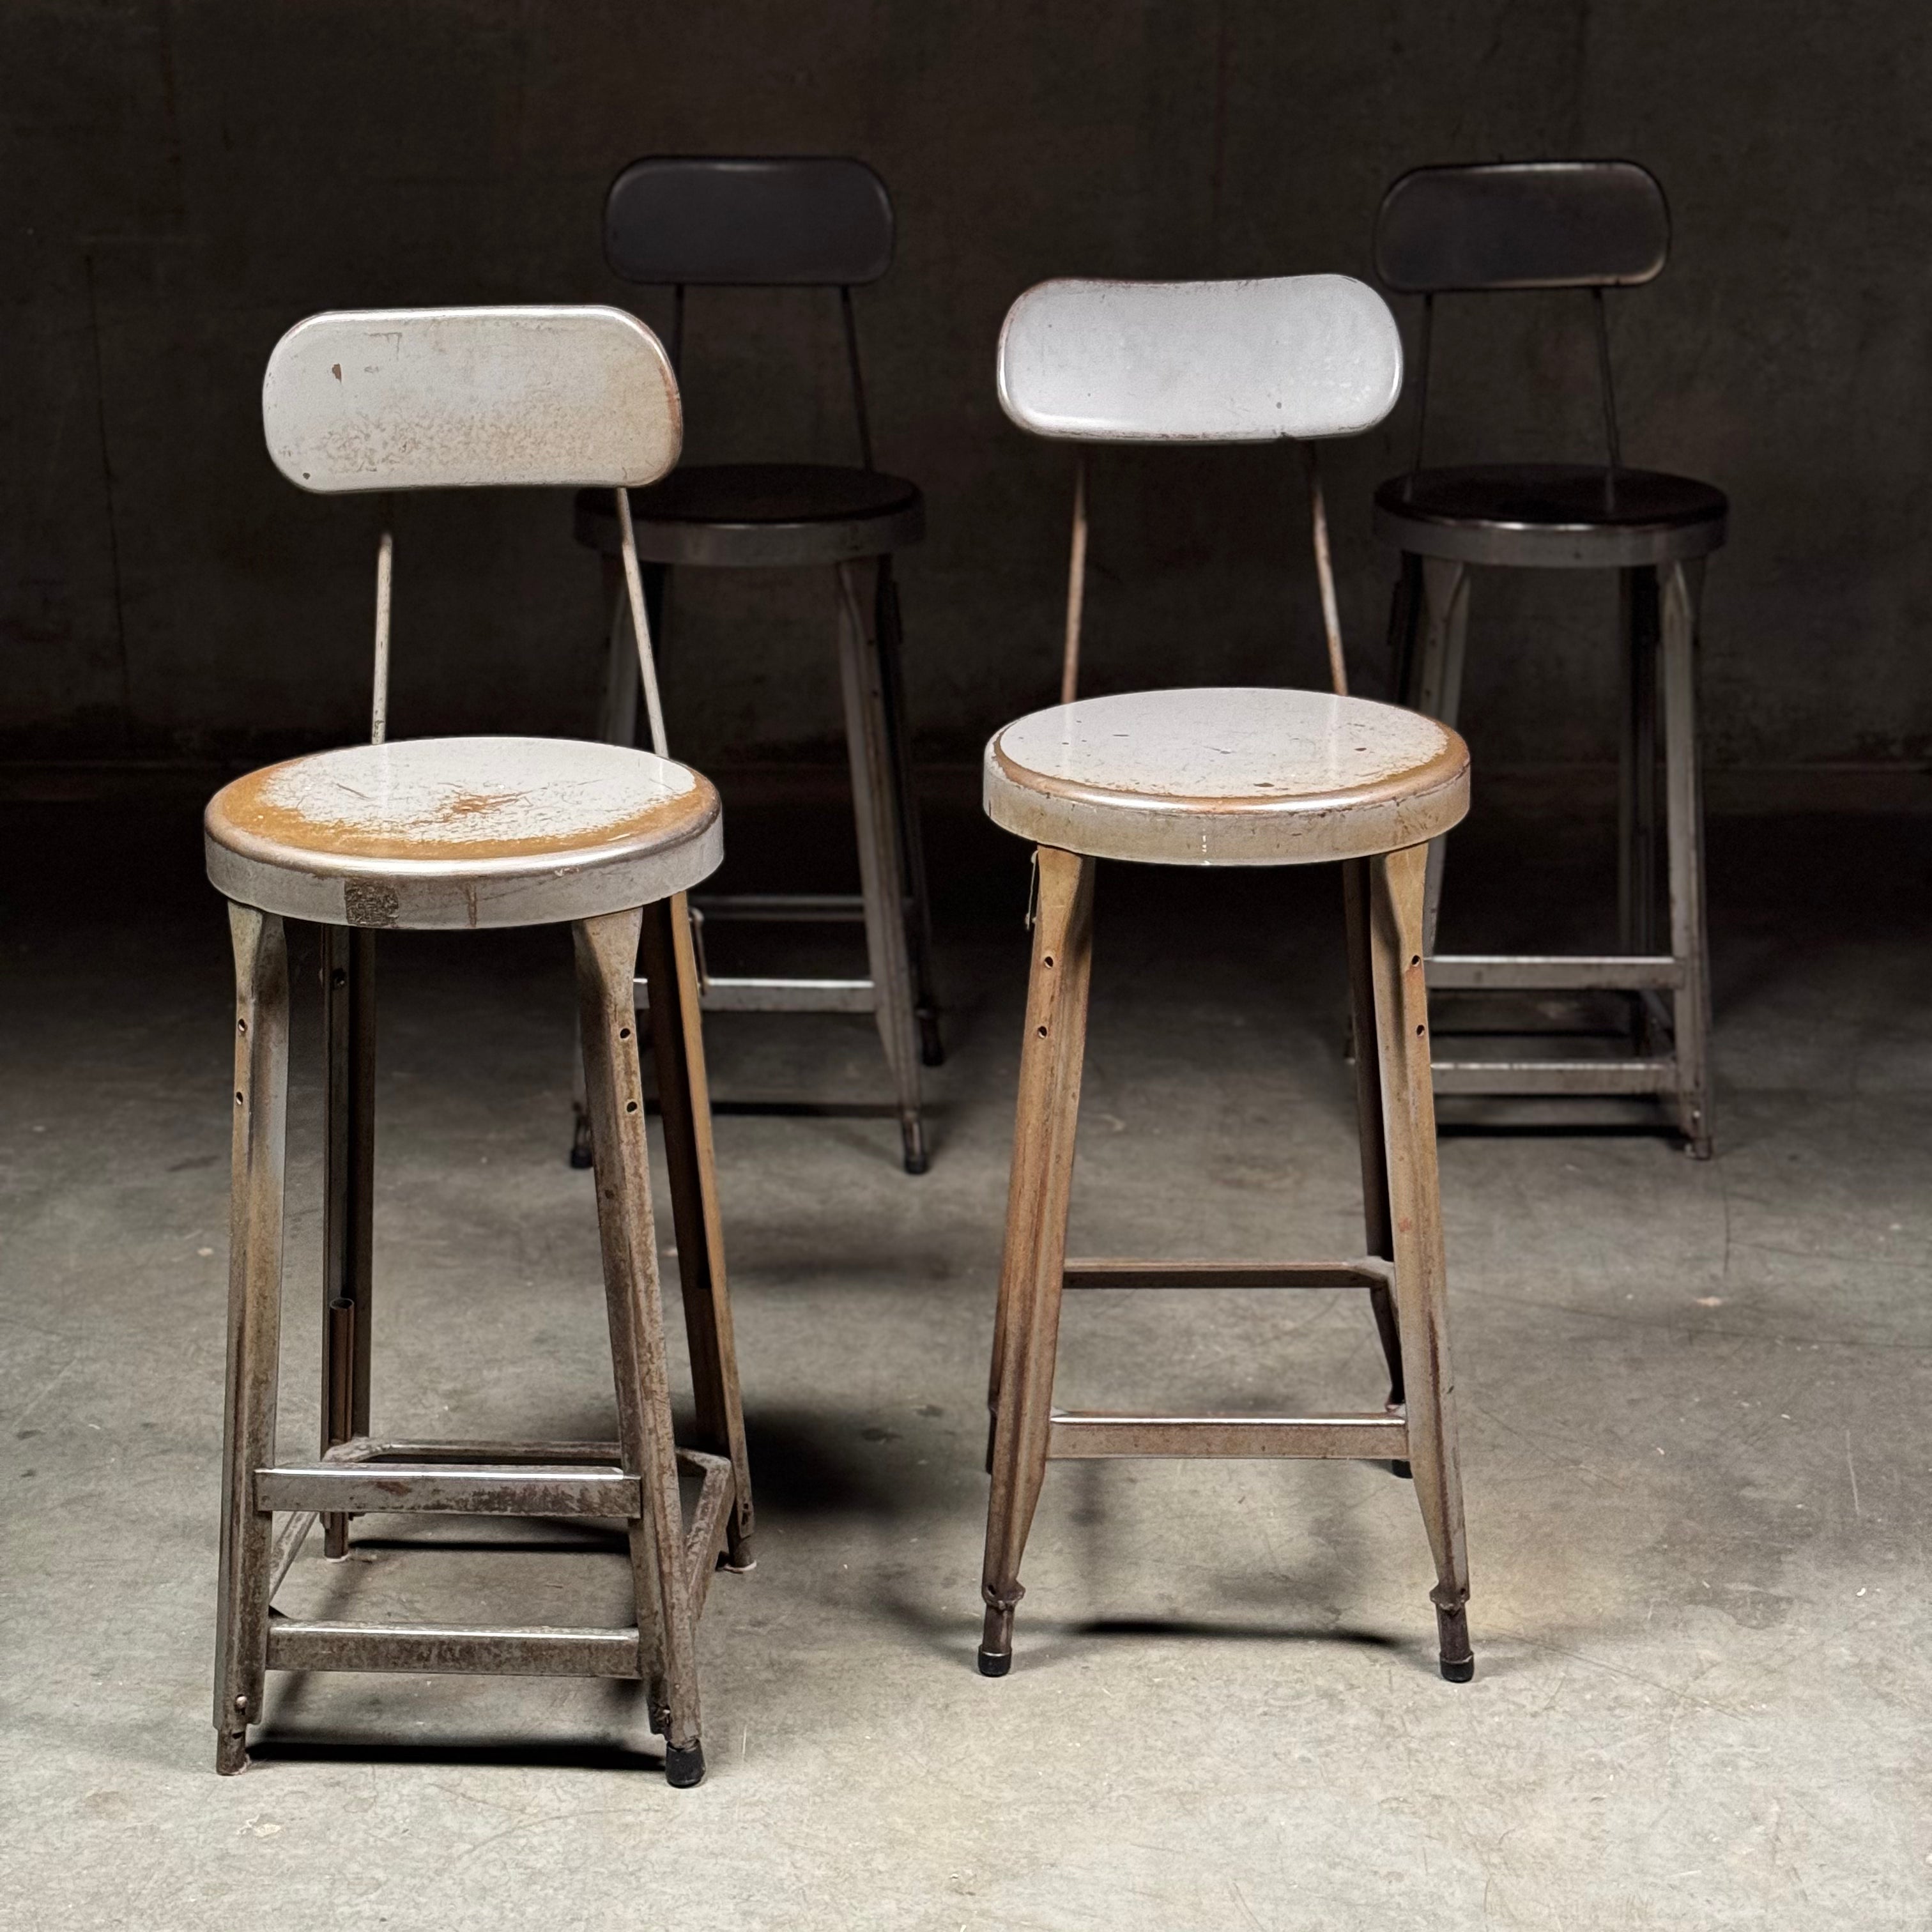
[6,1,1929,780]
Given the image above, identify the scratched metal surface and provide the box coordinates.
[204,737,723,928]
[985,687,1468,865]
[262,307,682,494]
[997,275,1403,444]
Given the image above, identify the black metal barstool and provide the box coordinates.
[1374,161,1724,1157]
[573,156,940,1174]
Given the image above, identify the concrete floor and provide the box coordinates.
[3,787,1929,1929]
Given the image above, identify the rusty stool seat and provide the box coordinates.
[206,737,723,930]
[206,306,752,1786]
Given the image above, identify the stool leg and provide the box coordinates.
[1343,861,1408,1474]
[576,556,669,1168]
[1367,847,1473,1682]
[836,558,927,1174]
[979,847,1095,1675]
[1411,558,1471,956]
[1660,559,1715,1159]
[639,893,754,1568]
[875,560,944,1068]
[574,907,707,1786]
[213,906,290,1774]
[1619,567,1664,1060]
[1618,567,1662,958]
[320,925,375,1558]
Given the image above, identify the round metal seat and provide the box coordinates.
[573,463,924,568]
[1374,463,1727,569]
[985,687,1469,868]
[206,736,723,930]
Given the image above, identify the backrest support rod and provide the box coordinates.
[839,286,876,473]
[1059,454,1089,703]
[615,487,670,758]
[371,509,394,744]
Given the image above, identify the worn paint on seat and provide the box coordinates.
[984,687,1468,866]
[206,737,722,929]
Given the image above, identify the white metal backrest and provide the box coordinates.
[263,306,680,491]
[997,275,1401,443]
[261,306,680,753]
[996,275,1401,698]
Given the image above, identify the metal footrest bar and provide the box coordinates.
[261,1439,737,1657]
[634,973,875,1015]
[320,1436,622,1464]
[1064,1257,1392,1291]
[1432,1057,1678,1096]
[1427,953,1684,992]
[682,1450,736,1620]
[691,892,866,923]
[266,1621,642,1678]
[257,1461,641,1517]
[1047,1412,1409,1460]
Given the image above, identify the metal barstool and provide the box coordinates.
[977,277,1476,1685]
[1373,162,1725,1156]
[573,155,940,1174]
[205,307,751,1786]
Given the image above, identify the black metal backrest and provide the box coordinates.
[1376,162,1668,292]
[604,156,894,288]
[601,156,894,468]
[1375,161,1669,480]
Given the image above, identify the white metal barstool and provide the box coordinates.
[977,278,1476,1683]
[204,307,750,1785]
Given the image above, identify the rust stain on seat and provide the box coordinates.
[208,740,719,867]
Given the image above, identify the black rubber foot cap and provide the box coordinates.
[919,1022,946,1069]
[903,1150,930,1176]
[568,1145,594,1170]
[1440,1655,1475,1683]
[977,1648,1011,1678]
[1390,1459,1413,1480]
[664,1741,705,1787]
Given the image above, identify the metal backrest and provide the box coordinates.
[262,305,680,756]
[604,157,894,288]
[1375,161,1669,293]
[1002,275,1402,703]
[997,275,1403,444]
[263,306,681,494]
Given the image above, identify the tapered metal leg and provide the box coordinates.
[979,848,1096,1675]
[1618,568,1661,956]
[1408,558,1470,957]
[1343,860,1408,1474]
[1619,567,1664,1056]
[575,556,668,1168]
[836,559,927,1173]
[1365,847,1472,1680]
[574,907,706,1784]
[321,925,375,1558]
[875,560,944,1067]
[214,906,291,1773]
[639,894,754,1567]
[1660,560,1714,1159]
